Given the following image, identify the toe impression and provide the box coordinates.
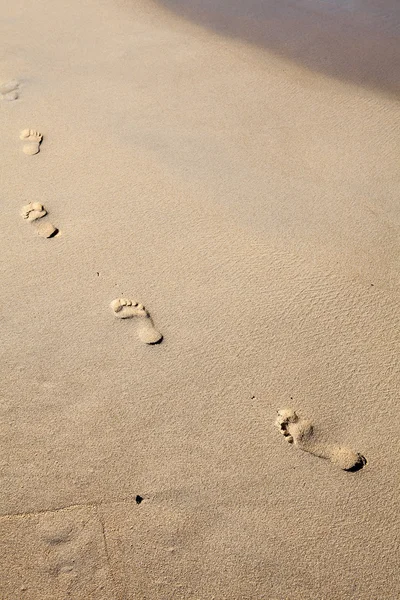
[110,298,163,344]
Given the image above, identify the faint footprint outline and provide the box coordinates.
[20,128,43,155]
[0,79,19,101]
[39,522,78,578]
[275,408,367,471]
[110,298,163,345]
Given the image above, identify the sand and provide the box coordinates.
[1,0,399,598]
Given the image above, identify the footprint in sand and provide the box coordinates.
[20,129,43,155]
[275,408,367,472]
[21,202,47,222]
[0,80,19,101]
[110,298,163,345]
[21,202,59,238]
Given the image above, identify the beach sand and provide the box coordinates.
[1,0,399,598]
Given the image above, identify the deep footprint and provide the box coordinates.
[20,129,43,155]
[21,202,59,237]
[276,408,366,471]
[110,298,163,345]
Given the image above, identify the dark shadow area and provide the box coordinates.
[47,227,59,238]
[345,454,367,472]
[156,0,400,96]
[148,335,163,345]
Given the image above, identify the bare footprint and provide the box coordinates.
[21,202,47,222]
[20,202,59,237]
[0,80,19,101]
[110,298,163,345]
[20,129,43,155]
[276,408,366,472]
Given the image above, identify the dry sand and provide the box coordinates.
[1,0,400,598]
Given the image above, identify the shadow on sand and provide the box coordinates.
[156,0,400,96]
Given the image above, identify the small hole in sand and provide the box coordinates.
[135,495,143,504]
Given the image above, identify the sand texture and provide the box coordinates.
[1,0,400,598]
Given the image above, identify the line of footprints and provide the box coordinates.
[19,127,59,237]
[13,106,162,343]
[8,78,366,471]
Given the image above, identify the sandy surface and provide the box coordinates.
[1,0,400,598]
